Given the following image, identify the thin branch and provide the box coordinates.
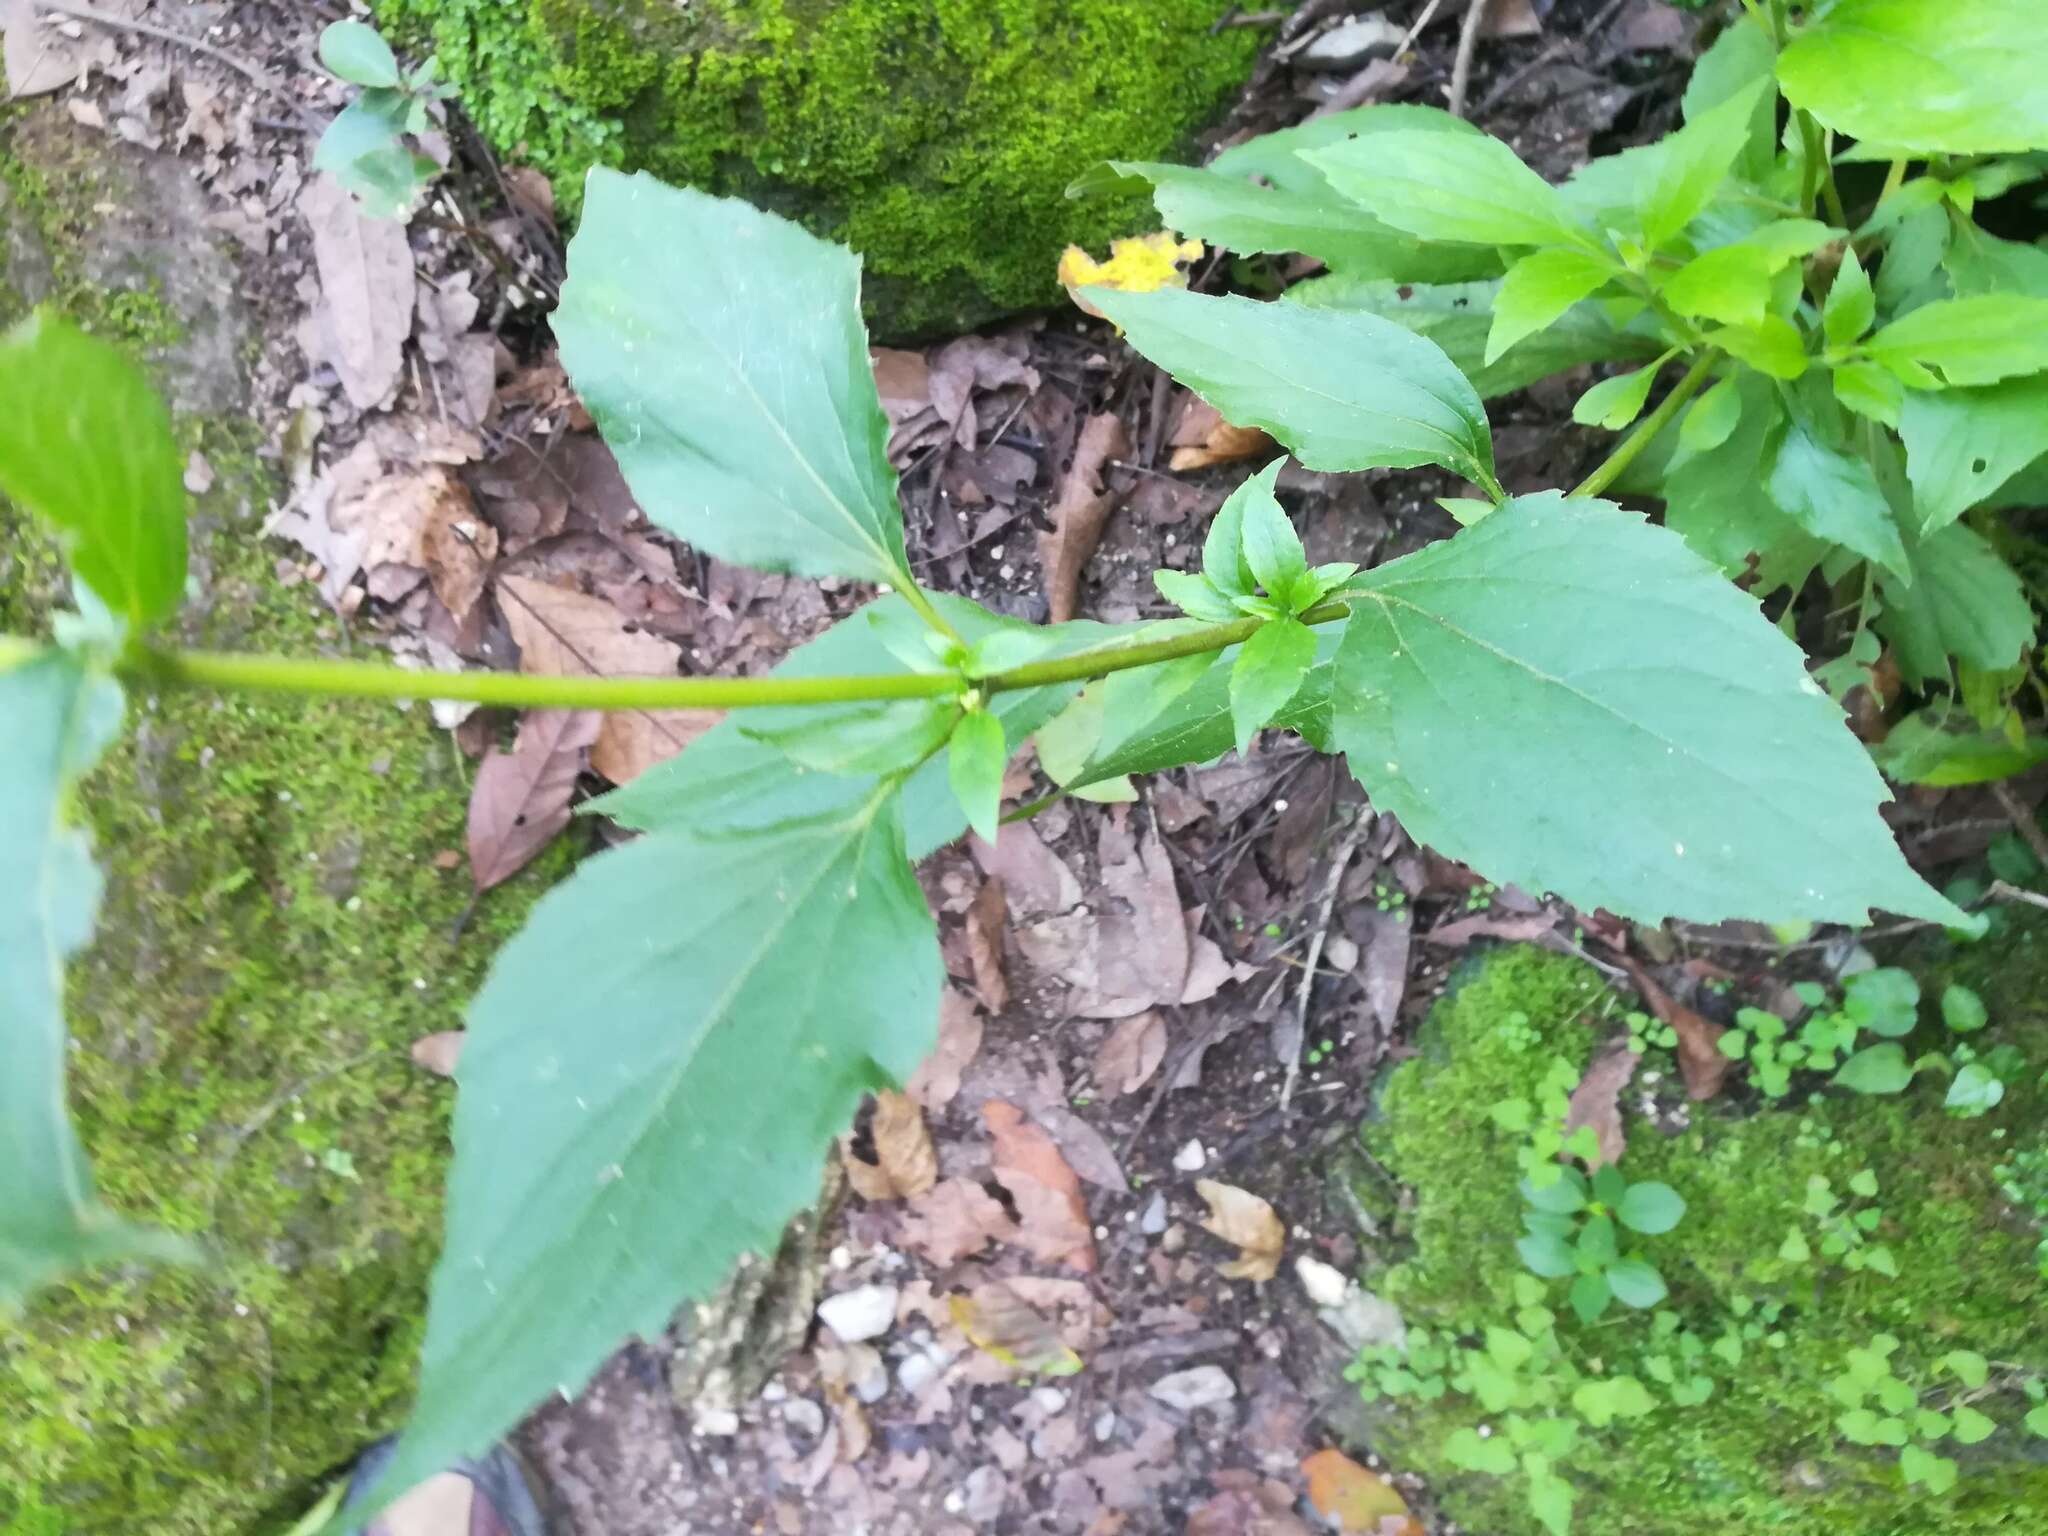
[1447,0,1492,119]
[1281,811,1373,1109]
[1991,781,2048,872]
[28,0,309,121]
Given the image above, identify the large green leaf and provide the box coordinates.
[0,312,188,629]
[1654,374,1827,597]
[1862,296,2048,388]
[1681,13,1779,182]
[1088,287,1495,488]
[555,170,909,585]
[1488,249,1619,364]
[1306,129,1591,249]
[1899,377,2048,533]
[1083,107,1496,280]
[1331,493,1964,926]
[1632,81,1775,251]
[1777,0,2048,155]
[357,784,940,1524]
[1763,418,1909,578]
[1876,520,2034,685]
[1944,223,2048,299]
[1,653,189,1305]
[1288,275,1661,398]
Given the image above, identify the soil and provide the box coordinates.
[7,3,2034,1534]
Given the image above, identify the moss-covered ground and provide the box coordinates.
[0,112,567,1533]
[370,0,1263,337]
[1350,935,2048,1536]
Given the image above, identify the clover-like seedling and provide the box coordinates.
[1515,1164,1686,1323]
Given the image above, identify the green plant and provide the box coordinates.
[1088,0,2048,786]
[1516,1163,1687,1323]
[0,23,2023,1530]
[314,20,451,218]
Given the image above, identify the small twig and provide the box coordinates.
[1988,879,2048,914]
[1212,7,1288,30]
[1447,0,1493,119]
[29,0,308,120]
[1281,810,1373,1109]
[1395,0,1450,58]
[1121,1007,1225,1162]
[1991,780,2048,872]
[1475,0,1632,118]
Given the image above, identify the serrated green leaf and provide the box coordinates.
[1487,249,1617,365]
[1679,374,1741,454]
[0,311,187,629]
[318,19,401,87]
[1152,569,1240,622]
[1899,377,2048,533]
[1084,107,1497,279]
[1833,1043,1914,1095]
[1863,296,2048,389]
[2,654,192,1306]
[1763,420,1909,578]
[1832,360,1903,428]
[1230,617,1317,757]
[1875,520,2034,685]
[1778,0,2048,155]
[1307,128,1591,249]
[1662,220,1835,327]
[1332,493,1962,926]
[593,595,1098,857]
[1634,81,1776,249]
[359,784,939,1526]
[1824,250,1876,349]
[1237,467,1307,599]
[1945,219,2048,298]
[947,711,1007,845]
[1089,288,1496,489]
[1290,273,1662,399]
[1606,1259,1667,1309]
[1617,1182,1686,1236]
[1573,360,1665,430]
[555,171,909,585]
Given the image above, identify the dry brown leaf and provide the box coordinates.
[897,1177,1018,1265]
[497,573,722,784]
[985,1099,1095,1272]
[1095,1011,1167,1098]
[833,1394,872,1464]
[949,1282,1083,1375]
[870,347,932,425]
[1032,1104,1129,1193]
[467,709,600,891]
[1040,413,1129,623]
[1302,1449,1421,1534]
[410,1030,465,1077]
[971,824,1082,918]
[301,173,416,410]
[1618,954,1728,1100]
[0,0,136,97]
[1166,397,1273,472]
[965,876,1009,1013]
[906,989,983,1110]
[1564,1042,1641,1171]
[1195,1179,1285,1282]
[842,1089,938,1201]
[1186,1471,1314,1536]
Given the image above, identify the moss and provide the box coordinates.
[371,0,1263,337]
[1353,939,2048,1536]
[0,130,569,1532]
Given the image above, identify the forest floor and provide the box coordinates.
[4,2,2036,1533]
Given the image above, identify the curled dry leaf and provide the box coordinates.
[410,1031,466,1078]
[1167,397,1273,473]
[1618,953,1727,1100]
[949,1281,1083,1376]
[966,875,1009,1013]
[897,1177,1018,1265]
[1040,412,1130,624]
[1195,1179,1285,1283]
[1094,1010,1167,1098]
[906,989,983,1110]
[466,709,601,891]
[1302,1448,1422,1535]
[984,1099,1095,1272]
[301,172,416,411]
[1563,1042,1641,1171]
[842,1089,938,1202]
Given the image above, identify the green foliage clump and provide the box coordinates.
[1354,940,2048,1536]
[369,0,1262,336]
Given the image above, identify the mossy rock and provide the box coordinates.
[370,0,1265,338]
[0,111,566,1532]
[1350,938,2048,1536]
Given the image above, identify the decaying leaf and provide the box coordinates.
[1195,1179,1285,1282]
[1040,413,1130,624]
[1186,1470,1314,1536]
[1167,397,1273,473]
[1302,1448,1422,1535]
[1094,1011,1167,1097]
[497,573,721,784]
[466,709,600,892]
[301,173,416,410]
[1619,954,1727,1100]
[985,1099,1095,1272]
[966,875,1009,1013]
[843,1089,938,1202]
[906,989,983,1110]
[949,1282,1083,1376]
[1059,232,1204,320]
[410,1031,466,1078]
[1563,1042,1641,1170]
[897,1177,1018,1265]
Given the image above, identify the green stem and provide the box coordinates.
[1570,353,1719,500]
[979,601,1352,693]
[894,578,964,646]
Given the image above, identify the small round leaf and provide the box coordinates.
[319,20,402,88]
[1606,1258,1668,1309]
[1617,1181,1686,1235]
